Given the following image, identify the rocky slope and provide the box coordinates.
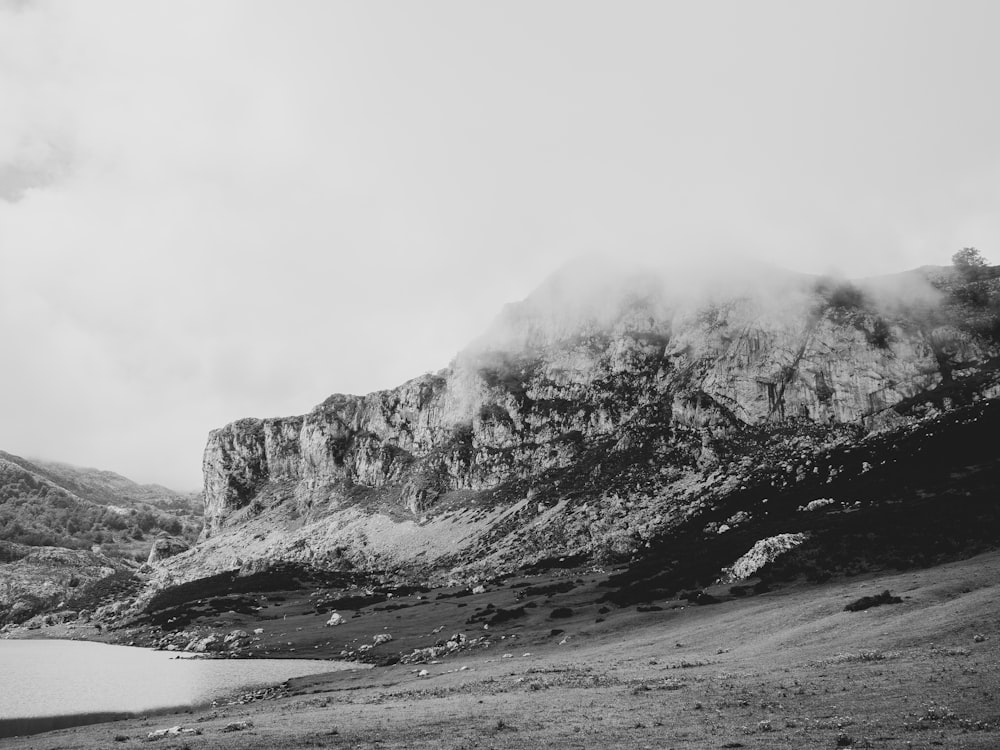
[0,454,201,626]
[147,260,1000,595]
[0,539,135,630]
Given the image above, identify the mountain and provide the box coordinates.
[0,452,201,556]
[150,260,1000,593]
[0,454,202,626]
[24,458,200,514]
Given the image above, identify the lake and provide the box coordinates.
[0,639,360,737]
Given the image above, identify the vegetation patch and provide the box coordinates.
[826,649,900,663]
[0,457,199,560]
[844,589,903,612]
[516,579,577,598]
[139,563,363,625]
[816,277,868,312]
[466,605,527,626]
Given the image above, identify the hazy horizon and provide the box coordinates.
[2,1,999,489]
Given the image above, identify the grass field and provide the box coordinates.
[7,548,1000,749]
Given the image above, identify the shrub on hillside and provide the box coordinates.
[816,278,867,311]
[952,247,989,281]
[844,589,902,612]
[0,474,199,557]
[867,317,891,348]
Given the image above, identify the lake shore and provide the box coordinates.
[6,550,1000,749]
[0,639,360,740]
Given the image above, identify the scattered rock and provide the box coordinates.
[186,634,226,652]
[224,629,251,648]
[221,720,254,733]
[400,633,487,664]
[681,591,720,606]
[835,731,854,746]
[147,537,190,565]
[146,726,201,740]
[799,497,836,512]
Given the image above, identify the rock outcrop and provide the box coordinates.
[0,539,131,626]
[147,537,190,565]
[717,533,809,583]
[163,262,1000,586]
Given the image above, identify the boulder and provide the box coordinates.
[147,537,190,565]
[717,533,809,583]
[186,634,225,652]
[224,629,252,648]
[147,726,200,740]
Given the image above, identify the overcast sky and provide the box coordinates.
[1,1,998,490]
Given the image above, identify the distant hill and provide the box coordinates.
[24,458,200,513]
[0,452,202,562]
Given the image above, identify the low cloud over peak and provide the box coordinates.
[1,2,998,488]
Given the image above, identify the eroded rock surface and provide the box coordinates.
[162,263,1000,587]
[147,537,190,565]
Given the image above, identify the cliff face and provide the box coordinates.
[176,263,1000,585]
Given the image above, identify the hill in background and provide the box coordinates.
[0,451,201,561]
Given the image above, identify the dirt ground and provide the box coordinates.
[6,549,1000,749]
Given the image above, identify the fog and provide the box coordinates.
[1,1,998,489]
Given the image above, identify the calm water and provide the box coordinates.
[0,639,359,736]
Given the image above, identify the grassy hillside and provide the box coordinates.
[0,452,201,562]
[25,458,200,512]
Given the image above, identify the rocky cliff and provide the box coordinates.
[161,261,1000,587]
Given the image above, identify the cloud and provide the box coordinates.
[1,1,999,488]
[0,139,69,202]
[0,0,33,11]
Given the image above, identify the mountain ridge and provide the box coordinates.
[149,261,1000,592]
[22,456,201,512]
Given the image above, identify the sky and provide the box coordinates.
[1,0,999,490]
